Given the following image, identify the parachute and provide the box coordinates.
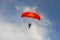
[21,12,40,20]
[21,12,41,28]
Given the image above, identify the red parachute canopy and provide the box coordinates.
[21,12,41,20]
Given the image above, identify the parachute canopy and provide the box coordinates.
[21,12,41,20]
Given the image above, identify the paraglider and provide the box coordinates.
[21,12,41,29]
[28,23,31,28]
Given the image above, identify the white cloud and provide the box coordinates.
[29,24,44,40]
[0,14,52,40]
[0,20,29,40]
[39,14,52,27]
[23,6,37,12]
[16,6,37,12]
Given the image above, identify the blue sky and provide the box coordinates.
[0,0,60,40]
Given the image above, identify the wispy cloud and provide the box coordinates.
[0,10,52,40]
[0,0,52,40]
[16,6,37,12]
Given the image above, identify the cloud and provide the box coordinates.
[16,6,37,12]
[29,24,44,40]
[0,19,29,40]
[23,6,37,12]
[0,3,52,40]
[0,13,52,40]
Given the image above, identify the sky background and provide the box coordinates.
[0,0,60,40]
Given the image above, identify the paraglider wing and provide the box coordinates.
[21,12,40,20]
